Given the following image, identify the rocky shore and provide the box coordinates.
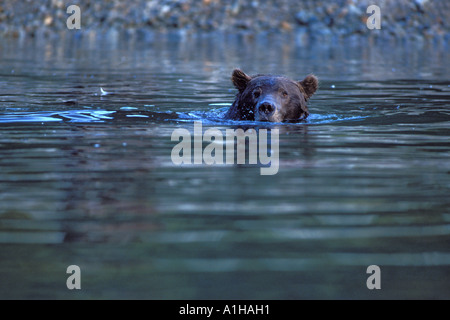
[0,0,448,40]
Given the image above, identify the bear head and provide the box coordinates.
[227,69,318,122]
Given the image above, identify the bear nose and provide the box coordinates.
[258,102,275,115]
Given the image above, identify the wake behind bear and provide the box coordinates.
[224,69,318,122]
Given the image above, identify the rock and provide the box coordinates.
[0,0,448,40]
[295,11,315,26]
[43,15,53,26]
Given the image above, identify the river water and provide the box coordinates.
[0,32,449,299]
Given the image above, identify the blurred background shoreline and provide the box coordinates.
[0,0,448,41]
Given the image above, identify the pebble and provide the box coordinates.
[0,0,448,40]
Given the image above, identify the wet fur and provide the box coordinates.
[225,69,318,122]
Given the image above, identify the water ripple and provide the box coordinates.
[152,252,450,273]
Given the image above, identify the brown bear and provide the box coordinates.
[224,69,318,122]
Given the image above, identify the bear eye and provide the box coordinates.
[282,91,289,98]
[253,88,261,98]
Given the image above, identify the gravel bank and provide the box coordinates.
[0,0,448,40]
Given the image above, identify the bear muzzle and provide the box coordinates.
[255,100,283,122]
[259,102,275,116]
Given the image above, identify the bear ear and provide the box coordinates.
[298,74,318,100]
[231,69,252,92]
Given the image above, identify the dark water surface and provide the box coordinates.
[0,33,449,299]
